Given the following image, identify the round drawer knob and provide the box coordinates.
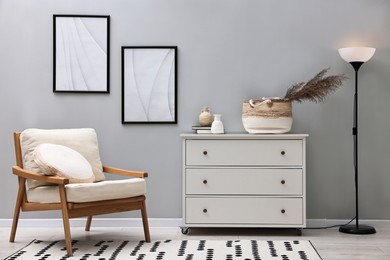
[203,209,208,213]
[203,180,208,184]
[203,151,208,155]
[281,209,286,214]
[281,180,286,184]
[281,151,286,155]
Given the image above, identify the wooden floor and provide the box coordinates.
[1,226,390,259]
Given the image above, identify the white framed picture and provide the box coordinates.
[121,46,177,124]
[53,15,110,93]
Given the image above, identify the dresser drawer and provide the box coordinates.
[185,139,303,166]
[186,197,303,225]
[186,168,302,195]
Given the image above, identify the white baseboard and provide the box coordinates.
[1,218,390,229]
[0,218,183,228]
[306,219,390,229]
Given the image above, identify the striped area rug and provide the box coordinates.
[6,239,322,260]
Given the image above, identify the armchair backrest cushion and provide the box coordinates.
[20,128,105,189]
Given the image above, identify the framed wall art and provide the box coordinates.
[121,46,177,124]
[53,15,110,93]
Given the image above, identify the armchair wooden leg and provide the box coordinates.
[85,216,93,231]
[141,200,151,242]
[59,185,73,256]
[10,177,26,242]
[61,213,72,257]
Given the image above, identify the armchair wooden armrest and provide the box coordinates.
[103,165,148,178]
[12,166,69,185]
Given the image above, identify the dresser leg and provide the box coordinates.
[180,227,189,235]
[296,228,303,236]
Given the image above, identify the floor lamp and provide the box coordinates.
[338,47,376,235]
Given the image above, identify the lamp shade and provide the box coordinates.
[338,47,375,63]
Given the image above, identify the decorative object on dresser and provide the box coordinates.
[53,15,110,93]
[192,126,212,134]
[242,98,292,134]
[338,47,376,235]
[242,68,347,133]
[210,114,224,134]
[181,133,308,235]
[198,106,213,126]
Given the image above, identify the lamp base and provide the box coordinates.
[339,224,376,235]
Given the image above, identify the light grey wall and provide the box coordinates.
[1,0,390,220]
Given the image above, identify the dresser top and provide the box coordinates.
[181,133,308,139]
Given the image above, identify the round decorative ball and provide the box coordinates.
[199,106,213,126]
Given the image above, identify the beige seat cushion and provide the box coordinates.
[20,128,105,188]
[27,179,146,203]
[34,143,95,183]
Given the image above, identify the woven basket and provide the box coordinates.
[242,99,292,134]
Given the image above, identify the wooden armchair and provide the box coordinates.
[9,129,150,256]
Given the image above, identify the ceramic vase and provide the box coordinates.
[199,106,213,126]
[211,114,224,134]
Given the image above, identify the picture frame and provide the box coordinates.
[53,15,110,93]
[121,46,177,124]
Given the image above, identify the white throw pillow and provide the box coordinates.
[34,143,95,183]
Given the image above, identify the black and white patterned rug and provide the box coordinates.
[6,239,322,260]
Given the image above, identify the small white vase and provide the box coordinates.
[211,114,224,134]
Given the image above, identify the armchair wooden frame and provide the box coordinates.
[9,132,151,256]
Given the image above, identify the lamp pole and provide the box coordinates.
[351,62,362,230]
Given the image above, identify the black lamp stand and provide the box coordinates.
[339,61,376,235]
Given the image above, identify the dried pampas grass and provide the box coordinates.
[283,68,347,103]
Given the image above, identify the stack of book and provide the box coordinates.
[192,126,211,134]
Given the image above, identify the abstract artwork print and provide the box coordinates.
[53,15,109,93]
[122,46,177,123]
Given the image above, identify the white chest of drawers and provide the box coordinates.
[181,133,308,235]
